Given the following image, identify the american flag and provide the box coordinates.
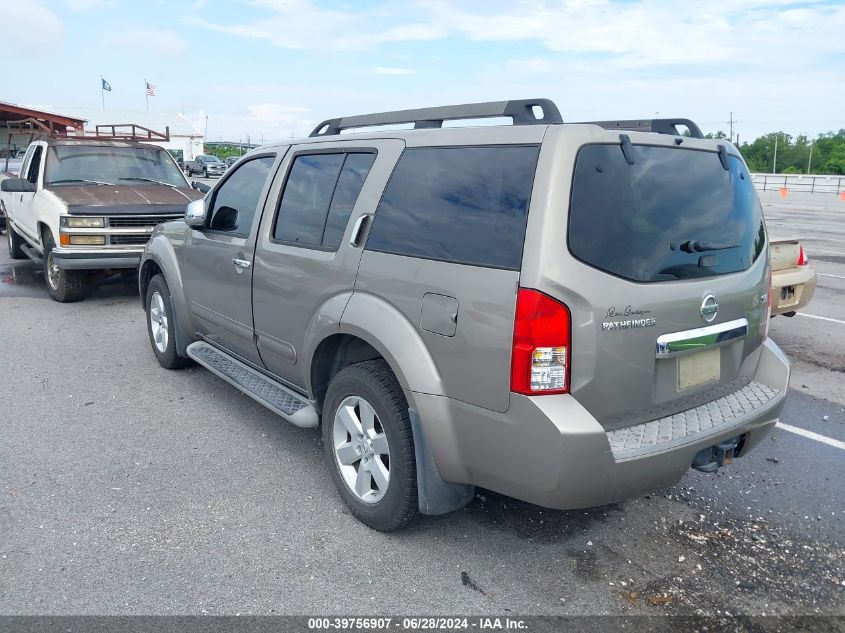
[145,81,156,97]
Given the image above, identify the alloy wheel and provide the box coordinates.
[332,395,391,503]
[149,291,169,353]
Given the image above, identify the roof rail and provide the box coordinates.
[310,98,562,137]
[579,118,704,139]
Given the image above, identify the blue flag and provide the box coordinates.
[102,78,112,91]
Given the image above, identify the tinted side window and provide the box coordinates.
[323,153,376,249]
[273,152,375,249]
[366,146,540,270]
[274,154,344,246]
[208,155,275,238]
[26,146,43,184]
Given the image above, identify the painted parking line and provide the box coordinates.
[818,273,845,280]
[797,313,845,325]
[776,422,845,451]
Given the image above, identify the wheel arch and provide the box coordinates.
[307,291,445,410]
[140,232,194,356]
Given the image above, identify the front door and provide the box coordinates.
[17,142,44,241]
[251,139,405,388]
[182,151,281,365]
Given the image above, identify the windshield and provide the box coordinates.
[45,145,187,187]
[202,155,221,163]
[568,144,765,282]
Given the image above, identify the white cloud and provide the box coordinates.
[374,67,417,75]
[106,29,189,58]
[186,0,443,51]
[64,0,111,9]
[419,0,845,69]
[0,0,63,55]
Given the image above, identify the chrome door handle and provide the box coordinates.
[232,258,252,269]
[349,214,370,247]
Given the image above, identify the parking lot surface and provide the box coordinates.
[0,194,843,620]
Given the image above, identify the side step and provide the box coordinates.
[20,243,43,265]
[186,341,318,428]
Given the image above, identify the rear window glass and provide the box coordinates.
[366,145,540,270]
[568,144,765,282]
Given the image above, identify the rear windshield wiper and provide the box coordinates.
[48,178,112,186]
[118,177,179,187]
[673,240,741,253]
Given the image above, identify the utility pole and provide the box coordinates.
[772,134,779,174]
[728,112,734,143]
[807,142,814,174]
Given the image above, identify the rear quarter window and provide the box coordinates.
[365,145,540,270]
[568,144,765,283]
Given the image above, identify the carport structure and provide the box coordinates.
[0,101,87,159]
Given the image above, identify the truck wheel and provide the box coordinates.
[323,359,418,532]
[7,222,26,259]
[145,274,191,369]
[42,232,88,302]
[203,168,208,178]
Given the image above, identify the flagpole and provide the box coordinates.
[101,76,104,110]
[145,78,149,112]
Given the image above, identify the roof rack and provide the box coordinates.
[579,118,704,139]
[310,98,562,137]
[73,123,171,142]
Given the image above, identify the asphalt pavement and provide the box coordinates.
[0,194,843,621]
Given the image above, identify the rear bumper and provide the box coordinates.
[771,266,816,315]
[52,247,142,270]
[412,338,790,510]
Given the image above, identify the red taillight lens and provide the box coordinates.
[511,288,571,395]
[797,245,809,266]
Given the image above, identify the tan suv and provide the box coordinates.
[139,99,790,531]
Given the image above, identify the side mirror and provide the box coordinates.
[191,180,210,194]
[1,178,36,193]
[185,199,207,228]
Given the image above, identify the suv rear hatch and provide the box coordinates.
[525,129,770,430]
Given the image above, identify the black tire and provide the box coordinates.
[322,360,418,532]
[7,222,26,259]
[42,231,88,302]
[203,168,208,178]
[145,274,191,369]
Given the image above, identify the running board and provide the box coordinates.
[20,243,43,264]
[186,341,318,428]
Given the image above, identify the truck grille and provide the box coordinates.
[108,215,181,228]
[109,235,151,246]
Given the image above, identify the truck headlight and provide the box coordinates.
[68,235,106,245]
[61,216,105,228]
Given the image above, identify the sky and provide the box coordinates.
[3,0,844,145]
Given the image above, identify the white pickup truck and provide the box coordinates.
[1,137,203,301]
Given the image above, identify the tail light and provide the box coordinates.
[764,267,772,340]
[511,288,571,395]
[797,245,809,266]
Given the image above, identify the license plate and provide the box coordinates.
[678,348,720,391]
[780,286,795,302]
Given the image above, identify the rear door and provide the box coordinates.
[525,129,770,430]
[356,143,542,414]
[251,139,405,389]
[182,151,280,365]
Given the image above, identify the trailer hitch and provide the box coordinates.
[691,436,743,473]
